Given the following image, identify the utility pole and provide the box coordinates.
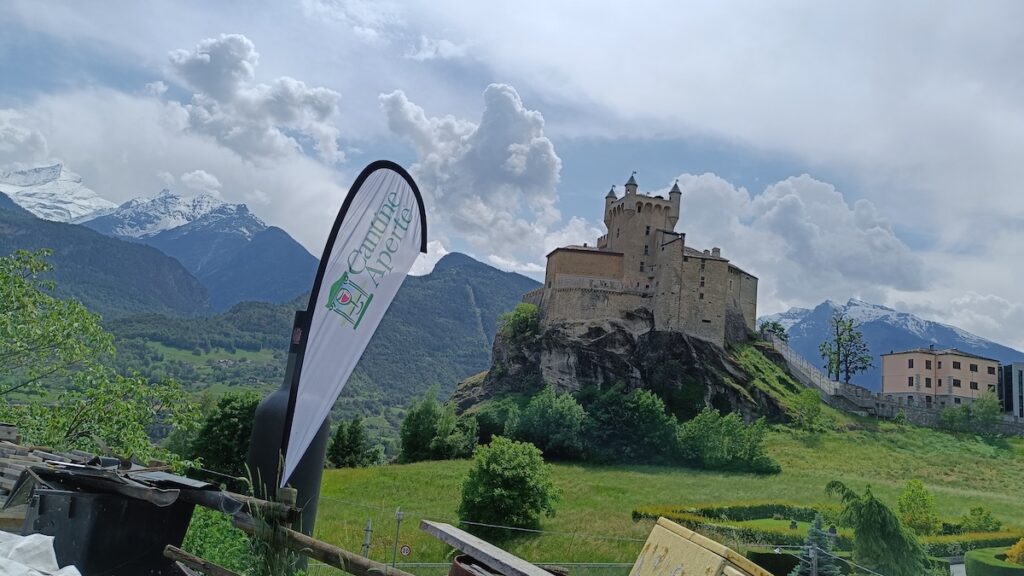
[392,507,404,568]
[810,545,818,576]
[361,518,373,558]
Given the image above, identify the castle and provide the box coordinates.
[523,173,758,346]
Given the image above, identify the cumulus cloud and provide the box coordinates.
[380,84,599,273]
[668,173,927,315]
[180,169,222,195]
[167,34,344,163]
[409,239,449,276]
[0,110,50,167]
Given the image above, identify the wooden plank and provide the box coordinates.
[420,520,553,576]
[164,546,242,576]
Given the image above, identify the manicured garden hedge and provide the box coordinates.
[925,534,1024,558]
[965,547,1024,576]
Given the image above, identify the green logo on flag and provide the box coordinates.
[326,272,373,329]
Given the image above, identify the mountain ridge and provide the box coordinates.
[0,164,117,222]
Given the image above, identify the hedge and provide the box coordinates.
[924,533,1024,558]
[965,547,1024,576]
[633,501,841,523]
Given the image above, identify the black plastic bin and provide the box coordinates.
[24,488,195,576]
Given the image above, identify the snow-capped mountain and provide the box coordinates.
[760,299,1024,391]
[83,189,315,310]
[0,164,117,222]
[82,189,260,238]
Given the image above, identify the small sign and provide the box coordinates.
[400,545,412,557]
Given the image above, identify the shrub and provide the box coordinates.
[498,303,539,341]
[584,387,679,463]
[182,507,252,573]
[961,508,1003,533]
[677,408,780,473]
[898,479,940,536]
[513,386,586,459]
[188,391,261,477]
[965,547,1024,576]
[458,437,559,536]
[791,388,831,432]
[922,533,1024,558]
[1009,538,1024,565]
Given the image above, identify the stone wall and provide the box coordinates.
[541,285,648,326]
[727,265,758,333]
[678,254,729,345]
[545,248,623,287]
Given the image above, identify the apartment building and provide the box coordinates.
[881,346,999,408]
[1000,363,1024,418]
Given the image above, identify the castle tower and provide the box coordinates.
[668,179,681,230]
[624,172,638,195]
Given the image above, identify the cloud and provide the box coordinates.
[144,81,168,97]
[380,83,598,273]
[180,169,222,195]
[407,36,469,61]
[409,239,448,276]
[668,173,927,315]
[167,34,344,163]
[0,110,50,167]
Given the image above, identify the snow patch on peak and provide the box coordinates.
[758,307,811,330]
[0,163,117,222]
[85,189,264,239]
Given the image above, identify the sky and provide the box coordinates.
[1,1,1023,348]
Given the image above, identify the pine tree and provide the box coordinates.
[789,514,842,576]
[327,420,349,468]
[344,416,373,467]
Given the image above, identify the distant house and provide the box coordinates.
[999,363,1024,419]
[881,345,999,408]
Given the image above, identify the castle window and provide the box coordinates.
[616,228,619,238]
[684,257,688,262]
[700,280,705,287]
[644,245,649,255]
[699,293,704,300]
[640,262,645,271]
[645,225,650,236]
[700,260,706,270]
[638,204,642,213]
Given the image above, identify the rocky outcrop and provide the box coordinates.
[452,309,787,422]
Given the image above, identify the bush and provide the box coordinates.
[513,386,586,459]
[458,437,559,535]
[188,391,260,477]
[1008,538,1024,565]
[498,303,539,341]
[965,547,1024,576]
[962,508,1004,533]
[898,479,940,536]
[677,408,780,473]
[584,387,679,463]
[182,507,252,573]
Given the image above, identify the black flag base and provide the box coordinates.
[247,310,331,537]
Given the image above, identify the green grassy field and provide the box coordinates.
[314,422,1024,567]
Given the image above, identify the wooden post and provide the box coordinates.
[164,545,243,576]
[232,513,416,576]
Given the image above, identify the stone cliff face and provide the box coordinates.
[453,309,787,422]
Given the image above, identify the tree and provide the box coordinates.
[970,391,1003,434]
[399,388,442,462]
[3,366,199,465]
[897,479,940,536]
[0,249,113,395]
[584,387,678,463]
[189,391,260,477]
[328,416,380,468]
[758,320,789,343]
[818,311,872,384]
[826,481,929,576]
[514,385,586,459]
[458,437,559,535]
[789,514,842,576]
[677,408,780,473]
[429,403,477,460]
[791,388,831,432]
[959,507,1001,532]
[497,303,539,341]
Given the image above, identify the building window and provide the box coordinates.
[987,366,996,375]
[640,262,645,272]
[953,379,961,387]
[907,376,914,387]
[926,396,932,404]
[683,256,688,262]
[988,384,995,392]
[925,377,932,388]
[645,225,650,236]
[938,361,942,369]
[699,293,704,300]
[970,381,979,390]
[700,260,706,270]
[953,361,961,369]
[970,363,978,372]
[700,280,705,287]
[644,244,649,255]
[925,360,932,369]
[908,359,914,369]
[954,397,961,404]
[616,228,620,238]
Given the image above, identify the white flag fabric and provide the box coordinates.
[282,161,425,485]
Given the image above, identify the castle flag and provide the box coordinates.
[281,161,427,486]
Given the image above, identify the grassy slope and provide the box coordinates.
[317,425,1024,565]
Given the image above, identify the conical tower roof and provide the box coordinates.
[625,171,638,186]
[606,186,616,199]
[670,179,681,194]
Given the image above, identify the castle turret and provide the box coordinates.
[668,179,681,229]
[625,172,638,196]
